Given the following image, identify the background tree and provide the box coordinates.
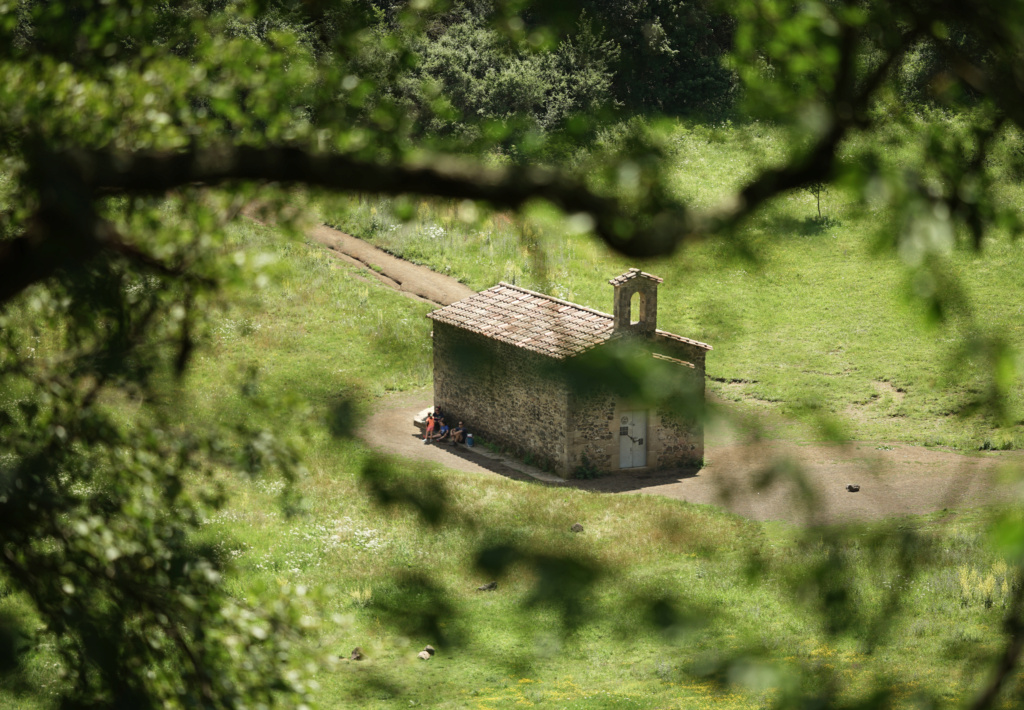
[806,179,825,221]
[579,0,736,116]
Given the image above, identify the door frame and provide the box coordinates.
[618,410,648,469]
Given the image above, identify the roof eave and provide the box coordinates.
[654,329,713,351]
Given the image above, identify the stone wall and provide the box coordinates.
[650,405,703,469]
[567,391,618,473]
[432,322,570,474]
[650,335,706,469]
[432,322,707,478]
[651,334,708,378]
[566,337,706,476]
[567,388,703,475]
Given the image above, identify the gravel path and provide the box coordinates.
[363,392,1021,526]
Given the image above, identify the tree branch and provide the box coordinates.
[720,31,915,225]
[58,144,676,250]
[0,218,107,305]
[0,31,916,307]
[0,214,208,307]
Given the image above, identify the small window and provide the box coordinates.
[630,292,640,325]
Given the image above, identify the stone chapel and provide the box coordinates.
[426,269,711,477]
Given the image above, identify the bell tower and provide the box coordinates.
[610,268,662,336]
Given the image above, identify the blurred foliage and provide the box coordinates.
[578,0,736,116]
[2,0,1024,708]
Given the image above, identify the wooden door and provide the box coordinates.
[618,411,648,468]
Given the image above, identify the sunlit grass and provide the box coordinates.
[168,211,1018,708]
[4,117,1024,709]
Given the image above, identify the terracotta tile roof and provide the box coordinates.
[427,283,614,359]
[608,268,664,286]
[428,282,712,359]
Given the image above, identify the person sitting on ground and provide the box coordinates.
[423,412,435,443]
[450,422,466,445]
[434,419,451,442]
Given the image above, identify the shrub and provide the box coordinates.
[958,560,1014,608]
[573,454,602,479]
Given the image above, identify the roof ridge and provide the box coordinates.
[494,282,612,320]
[655,328,713,351]
[608,268,664,285]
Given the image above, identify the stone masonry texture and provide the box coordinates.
[432,323,571,473]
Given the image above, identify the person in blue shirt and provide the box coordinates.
[449,422,466,445]
[427,417,450,443]
[435,420,451,442]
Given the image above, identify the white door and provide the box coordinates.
[618,411,648,468]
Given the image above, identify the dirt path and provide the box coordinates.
[591,433,1019,526]
[364,392,1021,526]
[358,393,558,485]
[308,223,475,306]
[304,221,1021,525]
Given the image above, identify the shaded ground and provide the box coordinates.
[363,392,1022,526]
[358,392,550,485]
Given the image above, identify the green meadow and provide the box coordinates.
[4,117,1024,709]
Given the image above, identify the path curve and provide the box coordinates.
[364,393,1021,526]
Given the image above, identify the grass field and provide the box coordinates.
[4,116,1024,709]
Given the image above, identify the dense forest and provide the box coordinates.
[5,0,985,147]
[4,1,1024,709]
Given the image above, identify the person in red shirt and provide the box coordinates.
[423,413,435,443]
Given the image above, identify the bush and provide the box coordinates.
[395,7,620,141]
[573,454,602,479]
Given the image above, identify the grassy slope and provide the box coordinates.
[183,219,1024,709]
[4,119,1024,708]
